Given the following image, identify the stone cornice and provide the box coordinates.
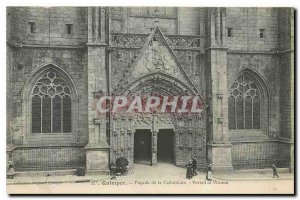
[6,40,85,49]
[204,46,229,51]
[6,144,86,152]
[230,139,294,144]
[86,42,107,47]
[84,143,110,150]
[228,49,294,55]
[207,142,232,147]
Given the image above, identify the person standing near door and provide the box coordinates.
[206,163,213,181]
[186,160,193,179]
[192,158,197,176]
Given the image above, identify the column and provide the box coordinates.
[151,130,158,165]
[151,115,158,165]
[205,8,233,171]
[85,6,110,175]
[289,8,294,174]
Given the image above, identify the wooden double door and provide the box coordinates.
[134,129,175,165]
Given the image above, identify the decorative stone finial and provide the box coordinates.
[154,9,159,26]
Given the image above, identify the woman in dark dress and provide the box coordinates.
[192,158,197,176]
[206,163,213,180]
[116,157,129,175]
[186,160,193,179]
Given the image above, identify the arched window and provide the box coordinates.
[229,71,266,130]
[31,70,72,133]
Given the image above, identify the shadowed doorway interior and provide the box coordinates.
[157,129,175,164]
[134,129,152,165]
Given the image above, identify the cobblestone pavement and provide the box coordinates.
[7,163,294,184]
[7,163,294,194]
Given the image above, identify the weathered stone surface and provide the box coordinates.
[6,7,294,172]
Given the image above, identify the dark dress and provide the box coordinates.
[8,163,14,171]
[116,157,129,175]
[206,165,212,180]
[192,159,197,176]
[109,162,116,176]
[186,163,193,179]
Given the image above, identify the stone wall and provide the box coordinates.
[177,8,200,35]
[7,46,13,144]
[12,146,85,171]
[278,8,294,139]
[225,8,278,51]
[8,7,87,46]
[231,141,290,169]
[110,7,201,35]
[227,54,280,137]
[226,8,282,137]
[85,7,110,173]
[6,7,294,171]
[225,8,293,169]
[7,7,89,170]
[87,46,107,144]
[7,48,88,145]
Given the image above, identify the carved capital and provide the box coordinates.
[113,130,118,136]
[217,118,223,124]
[93,91,103,98]
[107,47,114,53]
[220,7,226,16]
[127,130,132,135]
[208,116,213,123]
[217,93,223,99]
[93,118,101,125]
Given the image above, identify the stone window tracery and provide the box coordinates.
[229,73,261,130]
[31,70,72,133]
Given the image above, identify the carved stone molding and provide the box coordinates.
[111,33,206,51]
[111,33,148,49]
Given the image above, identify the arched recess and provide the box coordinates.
[110,72,207,167]
[22,63,79,145]
[119,72,199,96]
[228,68,270,137]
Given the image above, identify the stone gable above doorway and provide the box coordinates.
[114,26,198,95]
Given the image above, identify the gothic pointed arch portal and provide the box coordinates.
[110,27,206,168]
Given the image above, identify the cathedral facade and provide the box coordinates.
[6,7,294,173]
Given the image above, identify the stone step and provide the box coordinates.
[14,169,77,177]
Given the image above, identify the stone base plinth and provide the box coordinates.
[85,144,110,174]
[85,169,110,175]
[208,143,233,172]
